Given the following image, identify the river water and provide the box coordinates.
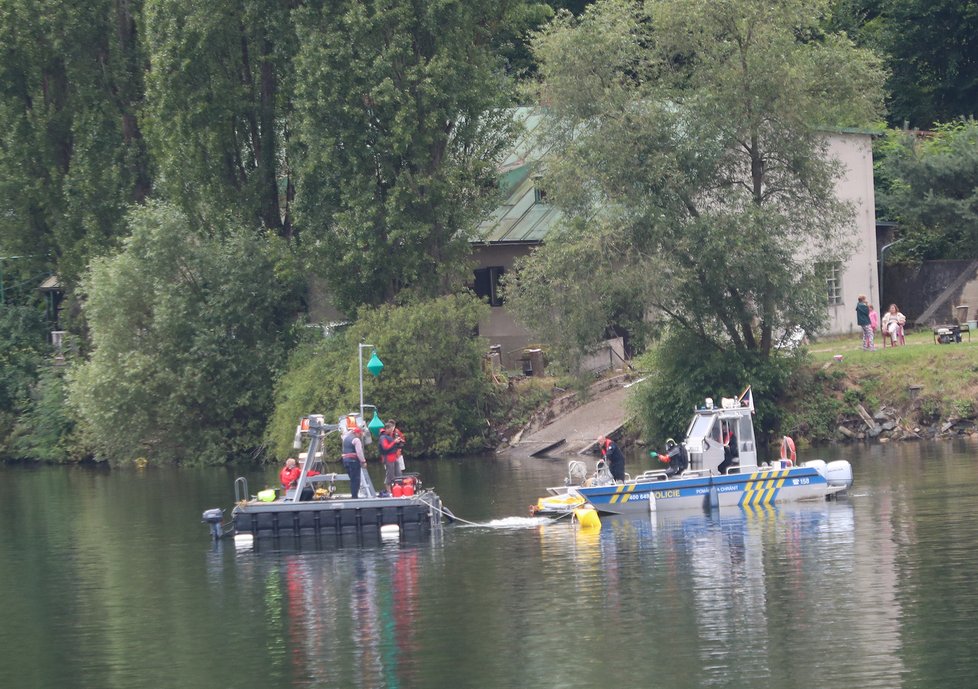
[2,439,977,689]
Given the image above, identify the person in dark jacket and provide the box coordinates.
[597,435,625,482]
[718,427,738,474]
[341,426,367,499]
[856,294,873,351]
[654,439,689,477]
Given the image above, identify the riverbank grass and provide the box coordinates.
[798,329,978,438]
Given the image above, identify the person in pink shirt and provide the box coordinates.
[868,304,879,349]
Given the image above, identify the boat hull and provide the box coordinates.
[232,492,443,539]
[573,466,846,515]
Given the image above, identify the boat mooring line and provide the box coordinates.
[416,497,480,526]
[418,499,574,526]
[417,498,572,528]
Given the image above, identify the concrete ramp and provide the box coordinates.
[503,384,631,458]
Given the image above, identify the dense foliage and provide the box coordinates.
[292,0,530,313]
[0,305,49,458]
[69,203,302,464]
[0,0,150,284]
[629,331,803,448]
[266,294,498,460]
[875,120,978,261]
[142,0,297,236]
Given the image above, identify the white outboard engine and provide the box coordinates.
[803,459,827,475]
[802,459,853,491]
[824,460,854,490]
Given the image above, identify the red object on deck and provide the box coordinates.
[392,484,403,497]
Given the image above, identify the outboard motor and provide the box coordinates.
[201,508,225,539]
[804,459,854,493]
[824,460,854,490]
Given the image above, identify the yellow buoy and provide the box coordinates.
[573,507,601,530]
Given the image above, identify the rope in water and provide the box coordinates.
[417,496,580,527]
[415,496,480,526]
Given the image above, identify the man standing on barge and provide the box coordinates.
[342,426,368,498]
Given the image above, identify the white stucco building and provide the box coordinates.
[470,110,880,363]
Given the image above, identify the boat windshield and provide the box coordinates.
[687,414,715,441]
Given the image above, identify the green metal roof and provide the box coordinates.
[474,108,563,244]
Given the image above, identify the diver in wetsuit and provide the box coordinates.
[654,439,688,477]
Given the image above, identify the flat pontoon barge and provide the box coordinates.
[211,414,447,542]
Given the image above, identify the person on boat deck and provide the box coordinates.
[379,420,404,492]
[280,458,302,490]
[280,456,320,499]
[718,427,738,474]
[391,419,407,472]
[341,426,368,499]
[597,435,625,482]
[654,439,688,477]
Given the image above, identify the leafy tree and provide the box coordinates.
[629,331,803,446]
[0,0,151,283]
[505,214,658,372]
[292,0,534,313]
[142,0,297,237]
[510,0,884,368]
[0,305,48,459]
[68,202,302,465]
[875,120,978,261]
[874,0,978,129]
[822,1,978,129]
[266,294,497,460]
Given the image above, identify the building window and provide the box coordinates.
[473,266,505,307]
[532,174,547,203]
[824,263,843,305]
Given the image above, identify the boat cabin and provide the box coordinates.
[684,397,758,474]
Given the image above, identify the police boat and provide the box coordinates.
[552,388,853,516]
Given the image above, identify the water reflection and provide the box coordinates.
[7,441,978,689]
[230,542,429,689]
[525,500,910,689]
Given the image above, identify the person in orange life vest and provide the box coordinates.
[280,458,302,490]
[379,420,404,491]
[391,419,407,472]
[597,435,625,482]
[280,456,319,500]
[341,426,367,499]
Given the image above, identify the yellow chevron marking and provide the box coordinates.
[609,484,636,504]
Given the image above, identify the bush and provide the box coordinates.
[780,368,845,442]
[629,331,804,447]
[266,294,499,460]
[12,366,81,463]
[69,203,302,465]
